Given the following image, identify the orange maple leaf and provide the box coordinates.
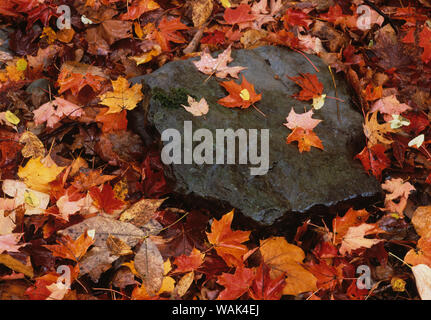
[218,75,262,109]
[120,0,160,20]
[332,208,370,245]
[152,17,189,52]
[288,73,323,101]
[206,209,251,267]
[43,232,95,262]
[286,127,324,153]
[57,62,107,95]
[173,248,205,274]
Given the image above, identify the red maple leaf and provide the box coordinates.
[419,26,431,64]
[307,260,344,291]
[223,4,255,26]
[288,73,324,101]
[355,144,390,180]
[173,248,205,274]
[282,8,312,29]
[201,30,225,45]
[218,75,262,109]
[249,263,285,300]
[89,183,125,214]
[216,265,255,300]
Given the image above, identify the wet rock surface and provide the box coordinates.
[131,46,381,225]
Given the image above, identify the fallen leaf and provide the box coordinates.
[218,75,262,109]
[0,233,24,253]
[283,108,322,131]
[206,209,251,267]
[412,264,431,300]
[286,127,324,153]
[98,76,143,114]
[259,236,317,296]
[339,223,384,255]
[193,45,246,79]
[173,248,205,273]
[216,266,255,299]
[248,263,285,300]
[18,156,65,193]
[288,73,324,101]
[181,96,209,116]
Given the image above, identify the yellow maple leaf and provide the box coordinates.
[98,77,143,114]
[260,236,317,296]
[18,156,65,193]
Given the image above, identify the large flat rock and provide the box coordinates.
[131,46,381,225]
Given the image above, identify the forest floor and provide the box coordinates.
[0,0,430,301]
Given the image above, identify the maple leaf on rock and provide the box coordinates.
[284,108,322,130]
[284,108,323,153]
[286,127,324,153]
[216,265,255,300]
[181,96,209,116]
[192,45,246,79]
[206,209,250,267]
[218,75,262,109]
[98,76,143,114]
[339,223,384,255]
[288,73,324,101]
